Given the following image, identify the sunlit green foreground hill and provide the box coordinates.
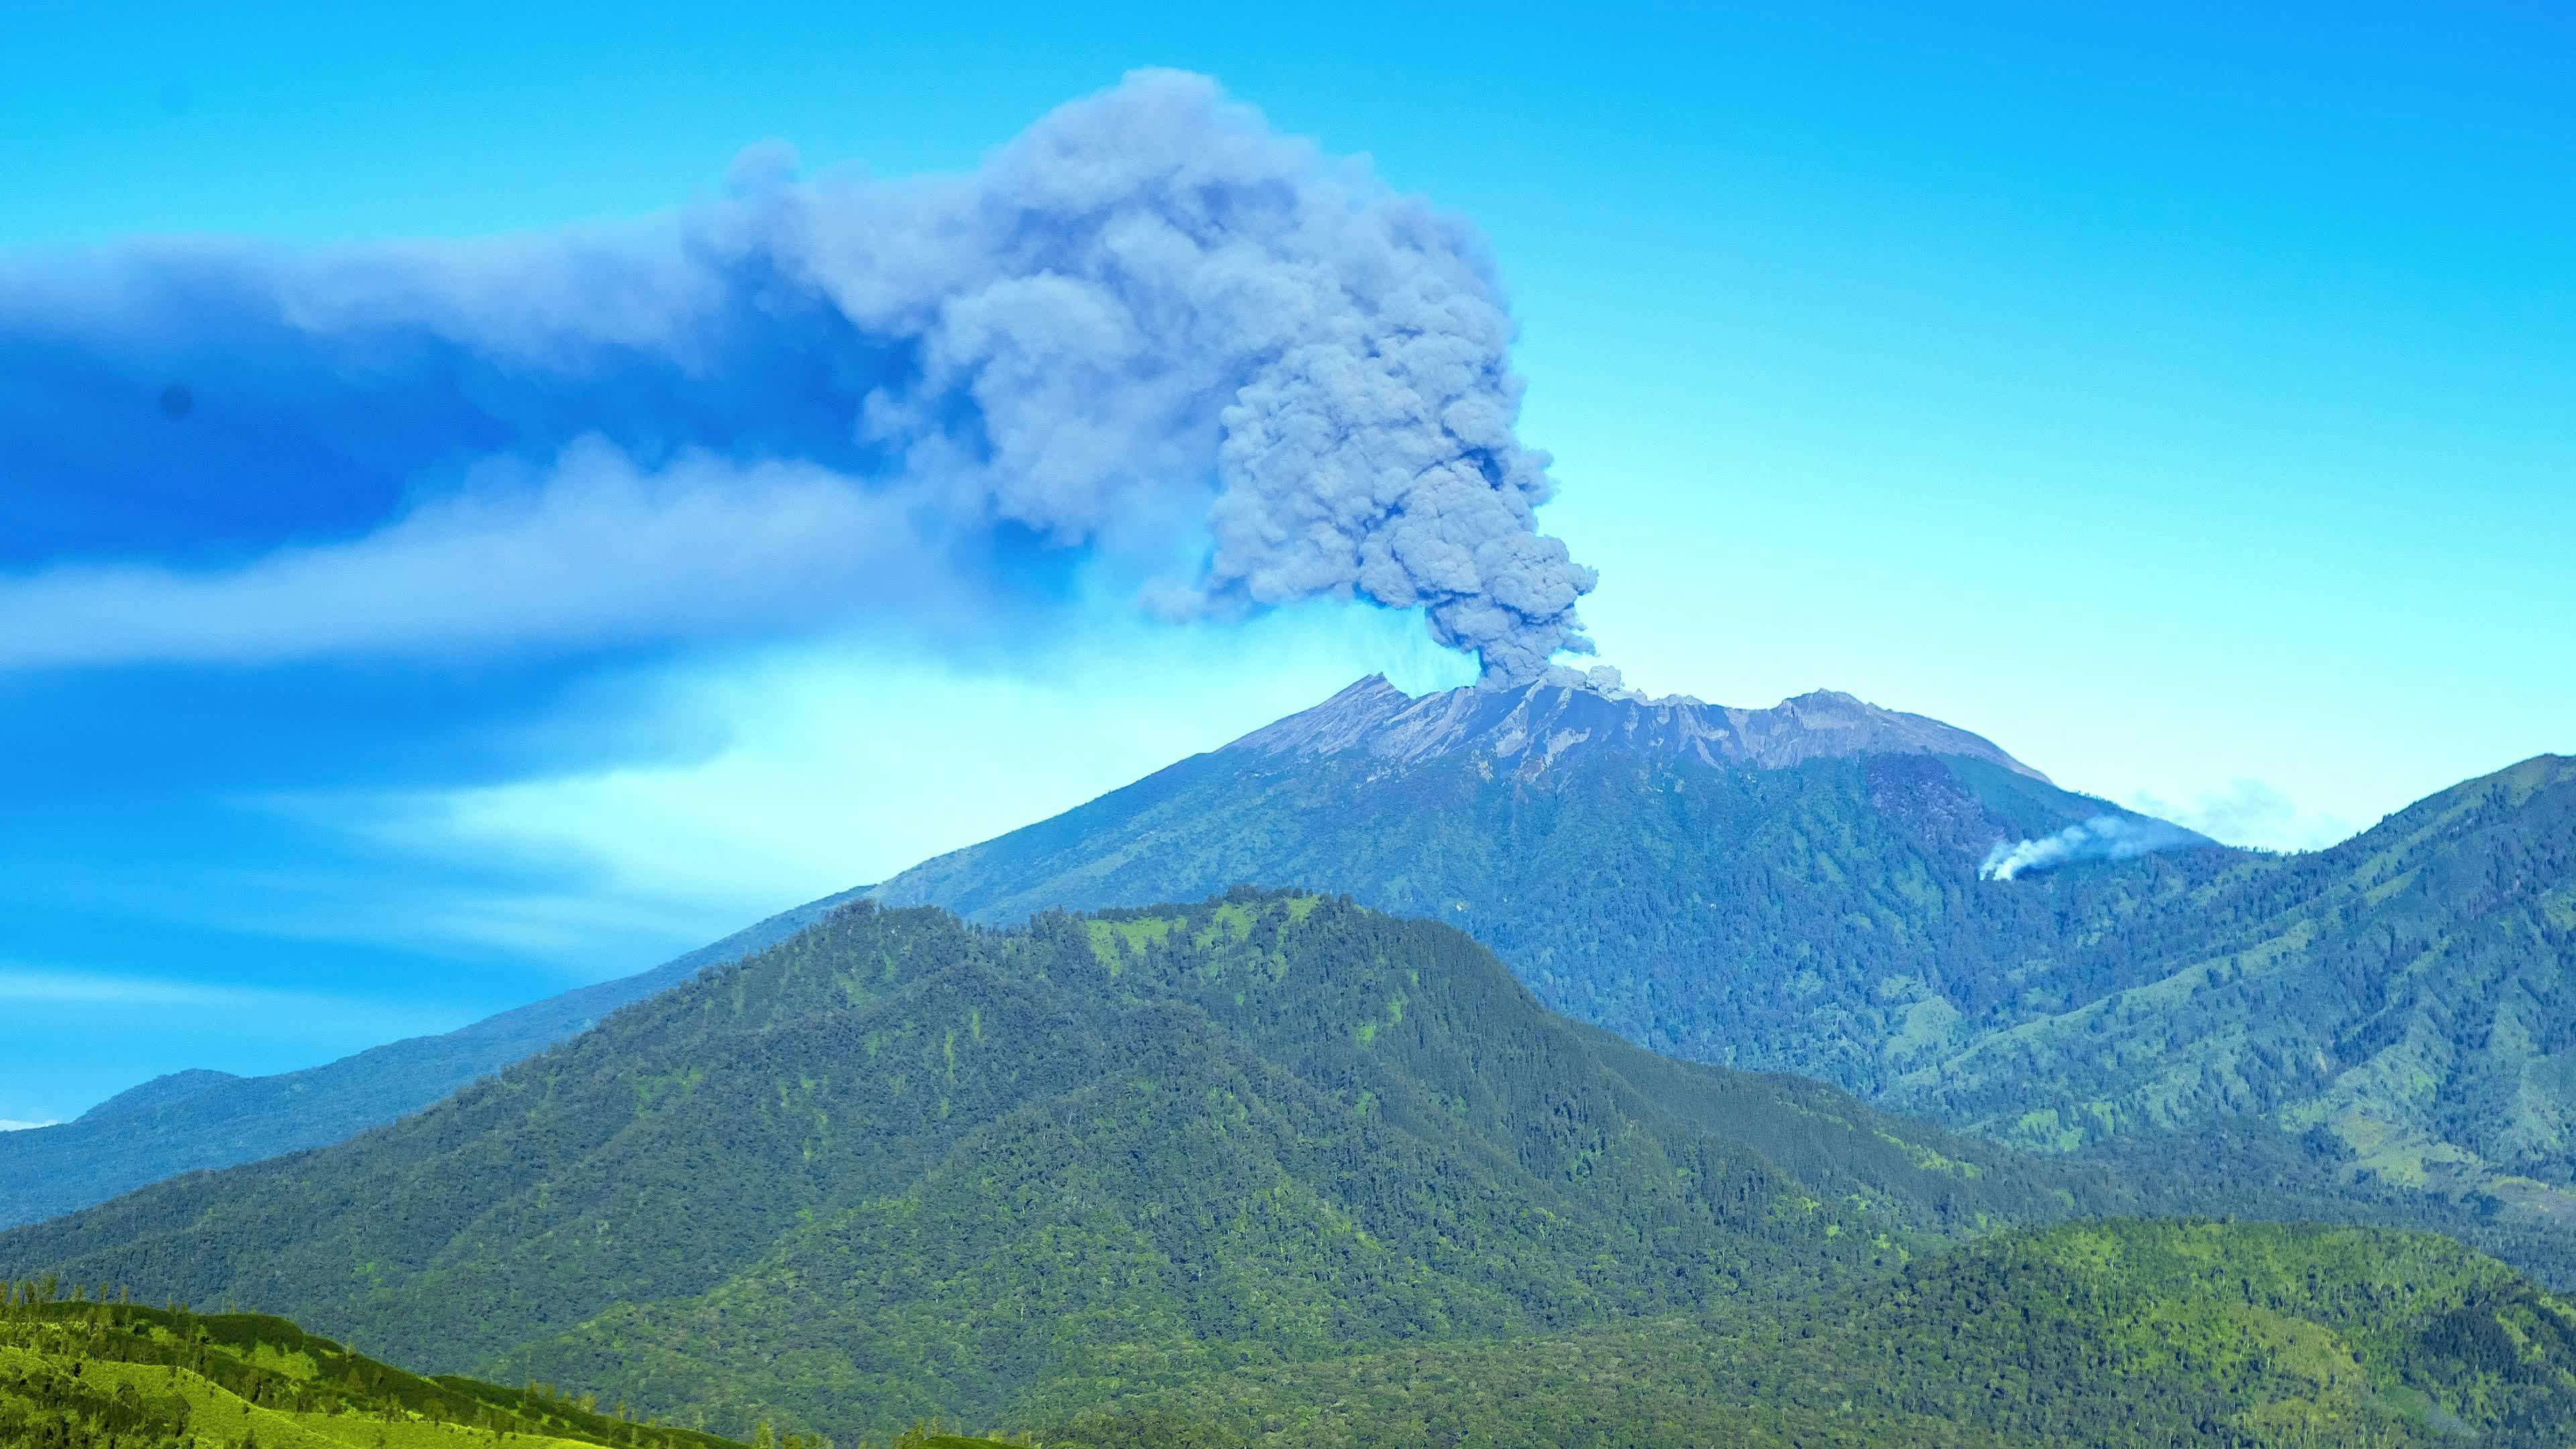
[1,895,2117,1439]
[0,1290,747,1449]
[11,896,2576,1446]
[11,1224,2576,1449]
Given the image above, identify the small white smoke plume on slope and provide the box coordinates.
[1979,815,2207,880]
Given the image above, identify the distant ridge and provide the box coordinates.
[0,885,873,1230]
[72,1068,243,1127]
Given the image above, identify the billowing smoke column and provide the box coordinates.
[1980,815,2206,880]
[0,70,1596,684]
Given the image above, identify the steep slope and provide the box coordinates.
[0,894,2133,1441]
[1044,1220,2576,1449]
[0,1291,747,1449]
[1900,755,2576,1214]
[0,885,869,1230]
[873,675,2231,1095]
[72,1068,244,1125]
[869,678,2575,1214]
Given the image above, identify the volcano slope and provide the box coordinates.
[0,893,2131,1440]
[871,675,2234,1097]
[869,679,2576,1224]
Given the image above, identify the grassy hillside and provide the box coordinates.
[0,894,2131,1442]
[0,1286,747,1449]
[1040,1220,2576,1449]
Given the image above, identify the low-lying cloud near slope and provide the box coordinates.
[1979,814,2209,880]
[0,69,1596,684]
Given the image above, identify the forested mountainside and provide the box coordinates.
[871,676,2232,1093]
[1042,1220,2576,1449]
[871,678,2576,1217]
[20,1221,2567,1449]
[0,886,871,1231]
[1897,754,2576,1218]
[0,894,2133,1442]
[38,674,2558,1248]
[0,1287,747,1449]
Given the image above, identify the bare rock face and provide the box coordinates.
[1227,674,2052,782]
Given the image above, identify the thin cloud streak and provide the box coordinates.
[2126,779,2357,854]
[0,441,946,670]
[0,965,472,1037]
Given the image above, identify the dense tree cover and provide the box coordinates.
[875,741,2220,1093]
[870,698,2576,1223]
[0,889,875,1232]
[11,1222,2573,1449]
[17,682,2565,1262]
[0,896,2134,1443]
[0,1284,748,1449]
[1038,1220,2576,1449]
[1906,757,2576,1199]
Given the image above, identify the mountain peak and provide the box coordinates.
[73,1068,241,1126]
[1227,675,2051,782]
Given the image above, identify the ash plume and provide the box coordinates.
[1980,815,2206,880]
[0,70,1596,682]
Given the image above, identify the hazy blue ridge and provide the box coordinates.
[0,885,872,1230]
[72,1068,244,1126]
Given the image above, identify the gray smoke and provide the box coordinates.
[845,68,1602,682]
[1980,815,2206,880]
[3,69,1598,683]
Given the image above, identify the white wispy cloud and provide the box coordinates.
[0,442,947,672]
[260,604,1475,957]
[0,1119,57,1132]
[2125,779,2357,853]
[0,965,471,1039]
[0,967,272,1007]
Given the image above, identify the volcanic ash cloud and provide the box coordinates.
[2,69,1597,684]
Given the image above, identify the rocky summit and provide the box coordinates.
[1230,674,2052,780]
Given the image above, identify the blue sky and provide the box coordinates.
[3,0,2569,1124]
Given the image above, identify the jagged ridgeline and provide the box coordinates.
[1042,1220,2576,1449]
[0,894,2127,1441]
[0,1285,749,1449]
[871,676,2237,1096]
[870,681,2576,1226]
